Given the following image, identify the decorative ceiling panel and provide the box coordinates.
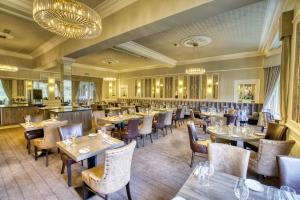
[134,1,267,60]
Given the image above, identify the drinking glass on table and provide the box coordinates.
[280,186,297,200]
[71,131,77,145]
[25,115,31,125]
[266,186,281,200]
[196,161,214,187]
[234,178,249,200]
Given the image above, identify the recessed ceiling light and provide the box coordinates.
[181,35,212,48]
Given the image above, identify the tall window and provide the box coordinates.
[264,79,280,120]
[33,81,48,98]
[0,80,8,104]
[79,81,95,100]
[64,80,72,102]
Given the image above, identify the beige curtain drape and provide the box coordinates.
[1,79,12,103]
[72,81,80,104]
[94,78,103,102]
[263,66,280,111]
[280,36,291,123]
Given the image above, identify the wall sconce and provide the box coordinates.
[178,79,183,93]
[207,78,213,93]
[49,86,55,92]
[137,82,141,87]
[48,78,55,84]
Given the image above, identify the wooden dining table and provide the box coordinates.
[207,125,264,145]
[56,133,124,168]
[175,170,293,200]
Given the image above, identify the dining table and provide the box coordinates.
[207,125,265,146]
[174,170,299,200]
[201,112,224,118]
[101,114,142,124]
[20,118,59,131]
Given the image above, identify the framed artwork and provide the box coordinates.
[120,85,128,98]
[234,79,260,103]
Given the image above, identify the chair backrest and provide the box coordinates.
[254,139,295,177]
[90,141,136,194]
[93,110,105,125]
[128,108,136,114]
[208,143,250,178]
[43,120,68,148]
[127,118,140,137]
[187,121,207,154]
[277,156,300,194]
[58,123,83,140]
[227,108,237,115]
[175,108,182,119]
[164,110,173,126]
[265,123,288,140]
[180,107,185,118]
[31,114,44,122]
[224,114,237,125]
[156,112,166,128]
[190,109,195,120]
[139,115,154,134]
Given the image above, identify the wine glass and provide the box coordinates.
[71,131,77,145]
[280,186,297,200]
[234,178,249,200]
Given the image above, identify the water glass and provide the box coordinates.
[71,132,77,144]
[266,186,282,200]
[234,178,249,200]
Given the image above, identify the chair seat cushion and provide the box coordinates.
[82,164,105,185]
[32,138,47,149]
[24,130,44,140]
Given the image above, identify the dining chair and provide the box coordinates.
[58,123,83,187]
[93,110,114,133]
[277,155,300,194]
[24,114,44,154]
[244,122,288,152]
[138,114,154,146]
[164,110,173,135]
[223,114,237,125]
[190,109,207,134]
[82,141,136,200]
[180,107,185,124]
[121,118,140,147]
[153,112,167,139]
[248,139,295,179]
[187,121,209,167]
[208,143,250,178]
[33,120,68,167]
[172,108,182,127]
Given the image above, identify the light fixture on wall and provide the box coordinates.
[103,77,116,81]
[207,78,213,93]
[0,65,18,72]
[185,68,206,75]
[33,0,102,39]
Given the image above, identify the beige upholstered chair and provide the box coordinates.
[248,139,295,178]
[33,120,68,166]
[93,111,114,133]
[82,141,136,200]
[139,114,154,146]
[190,109,207,133]
[227,108,237,115]
[164,110,173,134]
[208,143,250,178]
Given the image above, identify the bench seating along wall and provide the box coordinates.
[117,98,263,116]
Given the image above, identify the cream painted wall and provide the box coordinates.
[286,2,300,156]
[119,56,265,103]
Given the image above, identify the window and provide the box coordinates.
[264,78,280,120]
[0,80,8,104]
[33,81,48,98]
[64,80,72,102]
[79,81,95,100]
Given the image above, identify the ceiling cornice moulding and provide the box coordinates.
[117,41,177,66]
[72,63,119,73]
[0,0,32,14]
[31,36,67,58]
[118,64,164,73]
[95,0,138,18]
[0,49,32,60]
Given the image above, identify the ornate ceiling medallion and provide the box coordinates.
[181,35,212,48]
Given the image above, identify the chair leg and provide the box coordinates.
[104,195,108,200]
[67,163,72,187]
[136,138,139,148]
[165,127,168,135]
[45,149,49,167]
[61,162,65,174]
[126,182,132,200]
[27,139,31,154]
[190,152,195,168]
[34,146,38,161]
[156,128,159,139]
[142,135,145,147]
[82,182,89,200]
[170,126,172,133]
[149,134,153,143]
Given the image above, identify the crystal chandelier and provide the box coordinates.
[103,77,116,81]
[33,0,102,39]
[185,68,206,75]
[0,65,18,72]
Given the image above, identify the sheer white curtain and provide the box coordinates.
[263,78,281,120]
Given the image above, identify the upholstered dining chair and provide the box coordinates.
[187,121,209,167]
[223,114,237,125]
[82,141,136,200]
[244,122,288,152]
[93,110,114,133]
[172,108,182,127]
[138,114,154,146]
[248,139,295,179]
[154,112,167,139]
[33,120,68,167]
[190,109,207,134]
[58,123,83,187]
[121,118,140,147]
[24,114,44,154]
[277,156,300,194]
[164,110,173,135]
[208,143,250,178]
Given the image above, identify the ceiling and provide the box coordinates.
[76,48,165,71]
[134,0,267,60]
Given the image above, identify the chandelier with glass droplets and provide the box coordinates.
[33,0,102,39]
[185,68,206,75]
